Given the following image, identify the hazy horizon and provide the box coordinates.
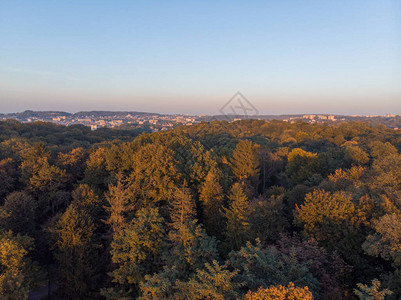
[1,1,400,115]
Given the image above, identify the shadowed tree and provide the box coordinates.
[0,191,36,236]
[223,183,250,251]
[199,170,225,239]
[0,158,16,202]
[51,205,101,299]
[286,148,320,186]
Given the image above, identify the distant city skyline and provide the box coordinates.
[1,1,400,115]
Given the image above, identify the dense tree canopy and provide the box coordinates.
[0,119,401,299]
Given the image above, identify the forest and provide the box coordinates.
[1,118,401,299]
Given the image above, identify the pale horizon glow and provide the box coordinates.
[1,1,400,115]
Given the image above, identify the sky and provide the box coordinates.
[0,0,400,115]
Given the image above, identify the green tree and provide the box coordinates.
[229,240,319,296]
[372,154,401,208]
[0,191,36,236]
[129,143,179,206]
[286,148,320,186]
[140,222,219,298]
[51,205,101,299]
[102,207,165,299]
[369,141,398,159]
[71,183,102,216]
[249,195,289,245]
[344,145,369,166]
[295,189,363,245]
[223,183,250,251]
[82,147,110,193]
[176,261,240,300]
[19,142,50,186]
[199,170,225,239]
[230,140,260,188]
[167,220,218,278]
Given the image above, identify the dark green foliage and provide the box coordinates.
[0,191,36,236]
[229,240,320,297]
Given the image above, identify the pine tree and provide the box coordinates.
[223,183,250,251]
[199,170,224,238]
[354,279,392,300]
[169,182,196,230]
[230,140,260,188]
[103,173,132,237]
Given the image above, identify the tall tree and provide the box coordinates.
[103,173,132,237]
[230,140,260,189]
[51,205,101,299]
[102,207,165,299]
[199,170,225,239]
[169,182,196,230]
[223,183,250,251]
[129,143,179,206]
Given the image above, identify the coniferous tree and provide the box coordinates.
[129,143,179,206]
[199,170,225,239]
[103,173,132,237]
[230,140,260,189]
[175,261,240,300]
[169,182,196,230]
[354,279,392,300]
[223,183,250,251]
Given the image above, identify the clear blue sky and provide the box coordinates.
[1,0,400,115]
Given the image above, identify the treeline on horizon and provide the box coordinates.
[0,118,401,299]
